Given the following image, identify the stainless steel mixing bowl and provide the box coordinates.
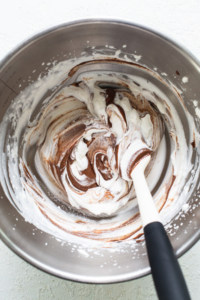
[0,20,199,283]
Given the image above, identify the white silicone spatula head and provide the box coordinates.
[131,154,160,227]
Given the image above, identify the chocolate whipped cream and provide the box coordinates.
[25,76,163,218]
[0,55,197,244]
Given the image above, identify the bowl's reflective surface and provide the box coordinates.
[0,20,199,283]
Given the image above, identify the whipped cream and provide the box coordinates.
[0,55,199,245]
[22,74,163,218]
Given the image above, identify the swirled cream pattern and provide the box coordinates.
[0,56,197,244]
[23,75,163,219]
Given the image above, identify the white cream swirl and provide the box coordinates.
[0,56,198,244]
[23,77,163,218]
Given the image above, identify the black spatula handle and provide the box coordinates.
[144,222,191,300]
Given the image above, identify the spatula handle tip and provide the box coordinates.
[144,222,191,300]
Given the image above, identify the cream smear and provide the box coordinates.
[0,54,199,246]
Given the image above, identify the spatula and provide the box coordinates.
[131,155,191,300]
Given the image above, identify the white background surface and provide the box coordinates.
[0,0,200,299]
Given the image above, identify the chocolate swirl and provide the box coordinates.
[23,74,163,219]
[1,56,195,244]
